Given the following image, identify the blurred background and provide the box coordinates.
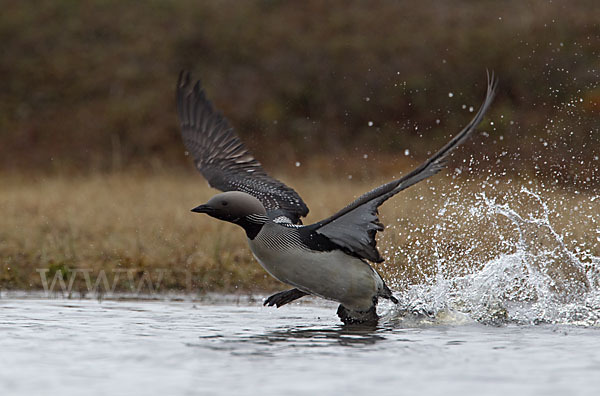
[1,0,599,292]
[2,0,598,181]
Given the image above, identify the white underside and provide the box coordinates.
[248,233,384,311]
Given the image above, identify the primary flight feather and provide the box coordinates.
[177,71,497,324]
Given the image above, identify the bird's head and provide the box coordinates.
[191,191,267,225]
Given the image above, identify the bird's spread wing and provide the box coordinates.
[311,73,498,262]
[176,71,309,223]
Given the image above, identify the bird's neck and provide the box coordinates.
[235,214,268,240]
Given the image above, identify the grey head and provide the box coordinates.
[191,192,268,236]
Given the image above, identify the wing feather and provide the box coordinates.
[311,72,498,262]
[176,71,309,223]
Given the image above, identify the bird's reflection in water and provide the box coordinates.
[254,323,387,347]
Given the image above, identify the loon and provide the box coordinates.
[176,71,497,324]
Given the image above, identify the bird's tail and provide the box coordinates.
[380,282,399,304]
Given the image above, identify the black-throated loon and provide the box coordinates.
[176,71,497,324]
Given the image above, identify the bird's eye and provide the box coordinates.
[221,201,228,206]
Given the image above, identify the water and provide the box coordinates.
[2,187,600,395]
[0,297,599,396]
[389,186,600,327]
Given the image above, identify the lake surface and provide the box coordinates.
[1,296,599,396]
[3,188,600,395]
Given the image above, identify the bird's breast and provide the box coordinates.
[248,224,382,311]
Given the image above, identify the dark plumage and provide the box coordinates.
[177,71,497,324]
[177,72,308,224]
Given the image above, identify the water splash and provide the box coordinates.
[389,185,600,327]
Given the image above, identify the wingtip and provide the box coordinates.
[193,80,205,99]
[485,69,499,98]
[177,70,207,98]
[178,70,190,89]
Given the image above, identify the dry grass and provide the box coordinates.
[1,170,598,295]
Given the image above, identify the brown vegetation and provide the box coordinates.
[1,171,597,294]
[1,0,599,183]
[1,1,598,294]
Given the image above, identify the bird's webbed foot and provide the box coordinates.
[264,288,309,308]
[337,304,379,325]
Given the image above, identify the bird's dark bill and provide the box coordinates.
[191,204,212,214]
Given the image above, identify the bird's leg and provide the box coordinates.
[337,304,379,325]
[263,288,309,308]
